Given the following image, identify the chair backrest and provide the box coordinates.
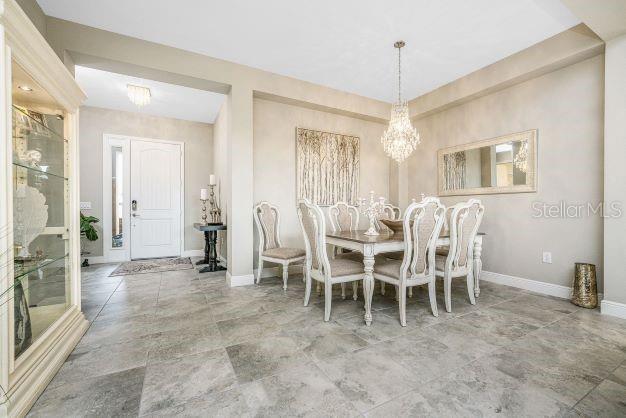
[253,202,282,252]
[400,197,445,278]
[382,204,401,220]
[447,199,484,270]
[297,199,331,275]
[328,202,359,232]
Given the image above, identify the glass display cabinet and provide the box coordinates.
[1,1,87,416]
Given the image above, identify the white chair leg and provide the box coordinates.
[302,265,306,282]
[324,282,332,321]
[282,263,289,290]
[380,281,386,296]
[341,283,347,300]
[444,273,452,313]
[428,278,438,317]
[256,259,264,284]
[466,272,476,305]
[304,274,312,306]
[408,287,413,298]
[399,283,407,326]
[352,281,358,301]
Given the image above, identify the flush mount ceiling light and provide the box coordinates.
[18,85,33,92]
[381,41,420,163]
[127,84,151,107]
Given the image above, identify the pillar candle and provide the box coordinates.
[209,174,216,185]
[200,188,208,200]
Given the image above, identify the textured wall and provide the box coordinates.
[406,55,604,290]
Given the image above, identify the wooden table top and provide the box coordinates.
[193,222,227,231]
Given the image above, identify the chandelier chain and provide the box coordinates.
[397,44,402,103]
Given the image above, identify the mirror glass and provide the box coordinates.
[438,130,536,196]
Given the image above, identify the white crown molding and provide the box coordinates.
[601,300,626,320]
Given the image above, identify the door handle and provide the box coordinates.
[132,213,140,218]
[131,200,138,211]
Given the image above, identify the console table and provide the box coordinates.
[194,223,227,273]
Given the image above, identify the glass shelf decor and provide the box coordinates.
[11,95,71,360]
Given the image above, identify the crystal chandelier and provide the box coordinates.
[381,41,420,163]
[514,140,528,173]
[127,84,151,107]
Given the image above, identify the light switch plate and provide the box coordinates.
[542,251,552,264]
[80,201,92,210]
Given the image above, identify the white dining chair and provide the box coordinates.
[298,199,365,321]
[328,202,361,300]
[254,201,306,290]
[373,197,445,326]
[435,199,484,312]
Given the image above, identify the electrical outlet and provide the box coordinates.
[80,201,92,210]
[542,251,552,264]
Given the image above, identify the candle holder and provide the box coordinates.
[208,184,222,224]
[358,191,386,236]
[200,198,208,225]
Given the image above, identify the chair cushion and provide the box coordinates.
[329,258,364,277]
[374,259,402,278]
[436,247,449,256]
[335,252,363,262]
[262,247,306,260]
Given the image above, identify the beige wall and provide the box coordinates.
[79,106,214,257]
[212,102,228,260]
[252,98,390,266]
[406,55,604,290]
[603,33,626,305]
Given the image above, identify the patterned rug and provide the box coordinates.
[109,257,194,276]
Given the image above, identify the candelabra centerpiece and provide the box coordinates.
[358,191,386,236]
[200,175,222,225]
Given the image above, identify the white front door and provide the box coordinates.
[130,139,182,259]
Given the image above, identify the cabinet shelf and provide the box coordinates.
[13,105,65,142]
[12,162,67,180]
[13,253,69,282]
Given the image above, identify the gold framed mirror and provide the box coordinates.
[438,129,537,196]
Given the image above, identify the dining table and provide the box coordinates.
[325,229,485,326]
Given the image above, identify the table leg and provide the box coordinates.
[362,245,375,326]
[196,231,211,265]
[199,230,226,273]
[473,236,483,297]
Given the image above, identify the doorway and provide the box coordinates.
[103,134,184,261]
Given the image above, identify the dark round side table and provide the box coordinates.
[193,222,227,273]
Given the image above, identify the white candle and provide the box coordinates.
[209,174,216,185]
[200,188,208,200]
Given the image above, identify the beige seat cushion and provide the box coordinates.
[262,247,306,260]
[329,258,364,277]
[373,258,402,278]
[335,251,363,262]
[436,247,449,256]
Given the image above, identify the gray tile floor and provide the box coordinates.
[28,262,626,417]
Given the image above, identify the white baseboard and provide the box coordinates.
[601,300,626,319]
[226,271,255,287]
[181,249,204,257]
[83,255,109,265]
[481,270,572,299]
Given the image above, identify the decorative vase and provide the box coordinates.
[572,263,597,309]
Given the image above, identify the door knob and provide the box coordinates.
[132,213,140,218]
[131,200,138,211]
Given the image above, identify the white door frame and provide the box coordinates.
[102,133,185,262]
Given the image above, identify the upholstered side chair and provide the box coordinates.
[435,199,484,312]
[373,197,445,326]
[377,202,401,296]
[298,199,365,321]
[254,201,306,290]
[328,202,361,300]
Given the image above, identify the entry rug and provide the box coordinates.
[109,257,194,276]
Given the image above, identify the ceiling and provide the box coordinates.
[74,66,226,123]
[38,0,580,103]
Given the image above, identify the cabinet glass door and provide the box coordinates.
[11,60,71,359]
